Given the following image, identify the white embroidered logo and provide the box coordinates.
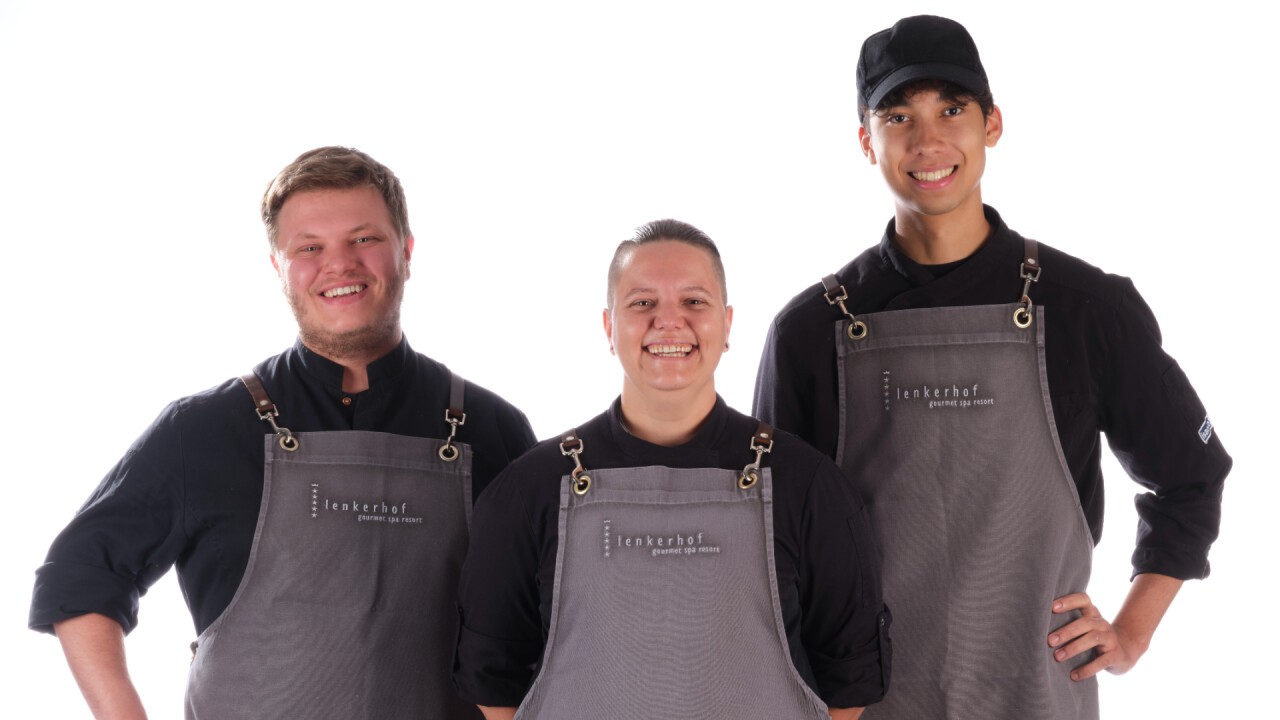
[603,520,721,558]
[310,483,425,526]
[1198,416,1214,444]
[882,372,996,411]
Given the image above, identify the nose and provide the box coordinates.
[910,116,945,154]
[653,306,686,330]
[324,242,362,273]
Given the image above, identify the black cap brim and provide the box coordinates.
[866,62,988,111]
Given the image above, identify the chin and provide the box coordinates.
[299,320,401,360]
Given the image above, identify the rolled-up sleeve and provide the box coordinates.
[790,447,891,708]
[1101,281,1230,580]
[30,407,187,636]
[453,467,548,706]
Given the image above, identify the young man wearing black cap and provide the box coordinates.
[753,15,1229,720]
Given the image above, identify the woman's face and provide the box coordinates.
[604,240,732,404]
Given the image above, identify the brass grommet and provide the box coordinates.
[1013,307,1032,329]
[847,320,868,340]
[438,444,459,462]
[572,474,592,496]
[279,435,300,452]
[738,471,758,490]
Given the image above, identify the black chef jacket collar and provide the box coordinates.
[604,395,729,469]
[878,205,1020,310]
[292,334,412,393]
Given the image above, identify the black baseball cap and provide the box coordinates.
[857,15,988,112]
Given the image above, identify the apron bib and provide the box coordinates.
[515,429,828,720]
[825,250,1098,720]
[186,372,479,720]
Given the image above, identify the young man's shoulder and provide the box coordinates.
[1034,238,1138,309]
[769,244,885,336]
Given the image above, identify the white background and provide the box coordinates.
[1,1,1271,717]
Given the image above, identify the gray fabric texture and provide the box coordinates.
[516,465,828,720]
[836,303,1097,720]
[186,430,478,720]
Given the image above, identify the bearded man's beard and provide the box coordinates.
[285,272,406,361]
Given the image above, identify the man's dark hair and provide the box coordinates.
[860,78,995,130]
[606,219,727,309]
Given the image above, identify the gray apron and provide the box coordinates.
[823,242,1097,719]
[185,372,480,720]
[515,427,829,720]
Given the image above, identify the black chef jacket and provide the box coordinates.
[453,397,891,710]
[30,337,536,637]
[753,206,1230,580]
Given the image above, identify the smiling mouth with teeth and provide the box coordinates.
[322,284,366,298]
[646,343,695,357]
[910,166,956,182]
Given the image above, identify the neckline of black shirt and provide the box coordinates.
[589,395,756,470]
[287,334,413,394]
[845,205,1024,312]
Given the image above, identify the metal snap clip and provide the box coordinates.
[738,425,773,490]
[438,407,466,462]
[824,279,869,341]
[561,432,592,496]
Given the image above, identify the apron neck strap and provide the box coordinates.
[1014,239,1042,328]
[240,372,299,452]
[738,421,774,490]
[559,430,592,495]
[821,274,868,341]
[438,369,467,462]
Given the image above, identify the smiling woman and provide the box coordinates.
[453,220,891,720]
[604,223,733,444]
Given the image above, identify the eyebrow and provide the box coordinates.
[623,285,714,298]
[293,223,383,241]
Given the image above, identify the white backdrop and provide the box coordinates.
[1,1,1270,717]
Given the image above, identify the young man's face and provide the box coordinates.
[270,185,414,361]
[859,89,1002,223]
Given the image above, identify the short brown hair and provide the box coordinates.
[261,146,410,249]
[606,219,727,309]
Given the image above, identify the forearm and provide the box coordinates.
[54,613,147,720]
[1111,572,1183,658]
[478,706,517,720]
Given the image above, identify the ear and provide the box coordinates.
[724,305,734,348]
[602,307,615,354]
[985,105,1004,148]
[402,234,416,278]
[858,126,877,164]
[270,252,282,278]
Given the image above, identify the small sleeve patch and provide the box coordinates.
[1198,416,1214,444]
